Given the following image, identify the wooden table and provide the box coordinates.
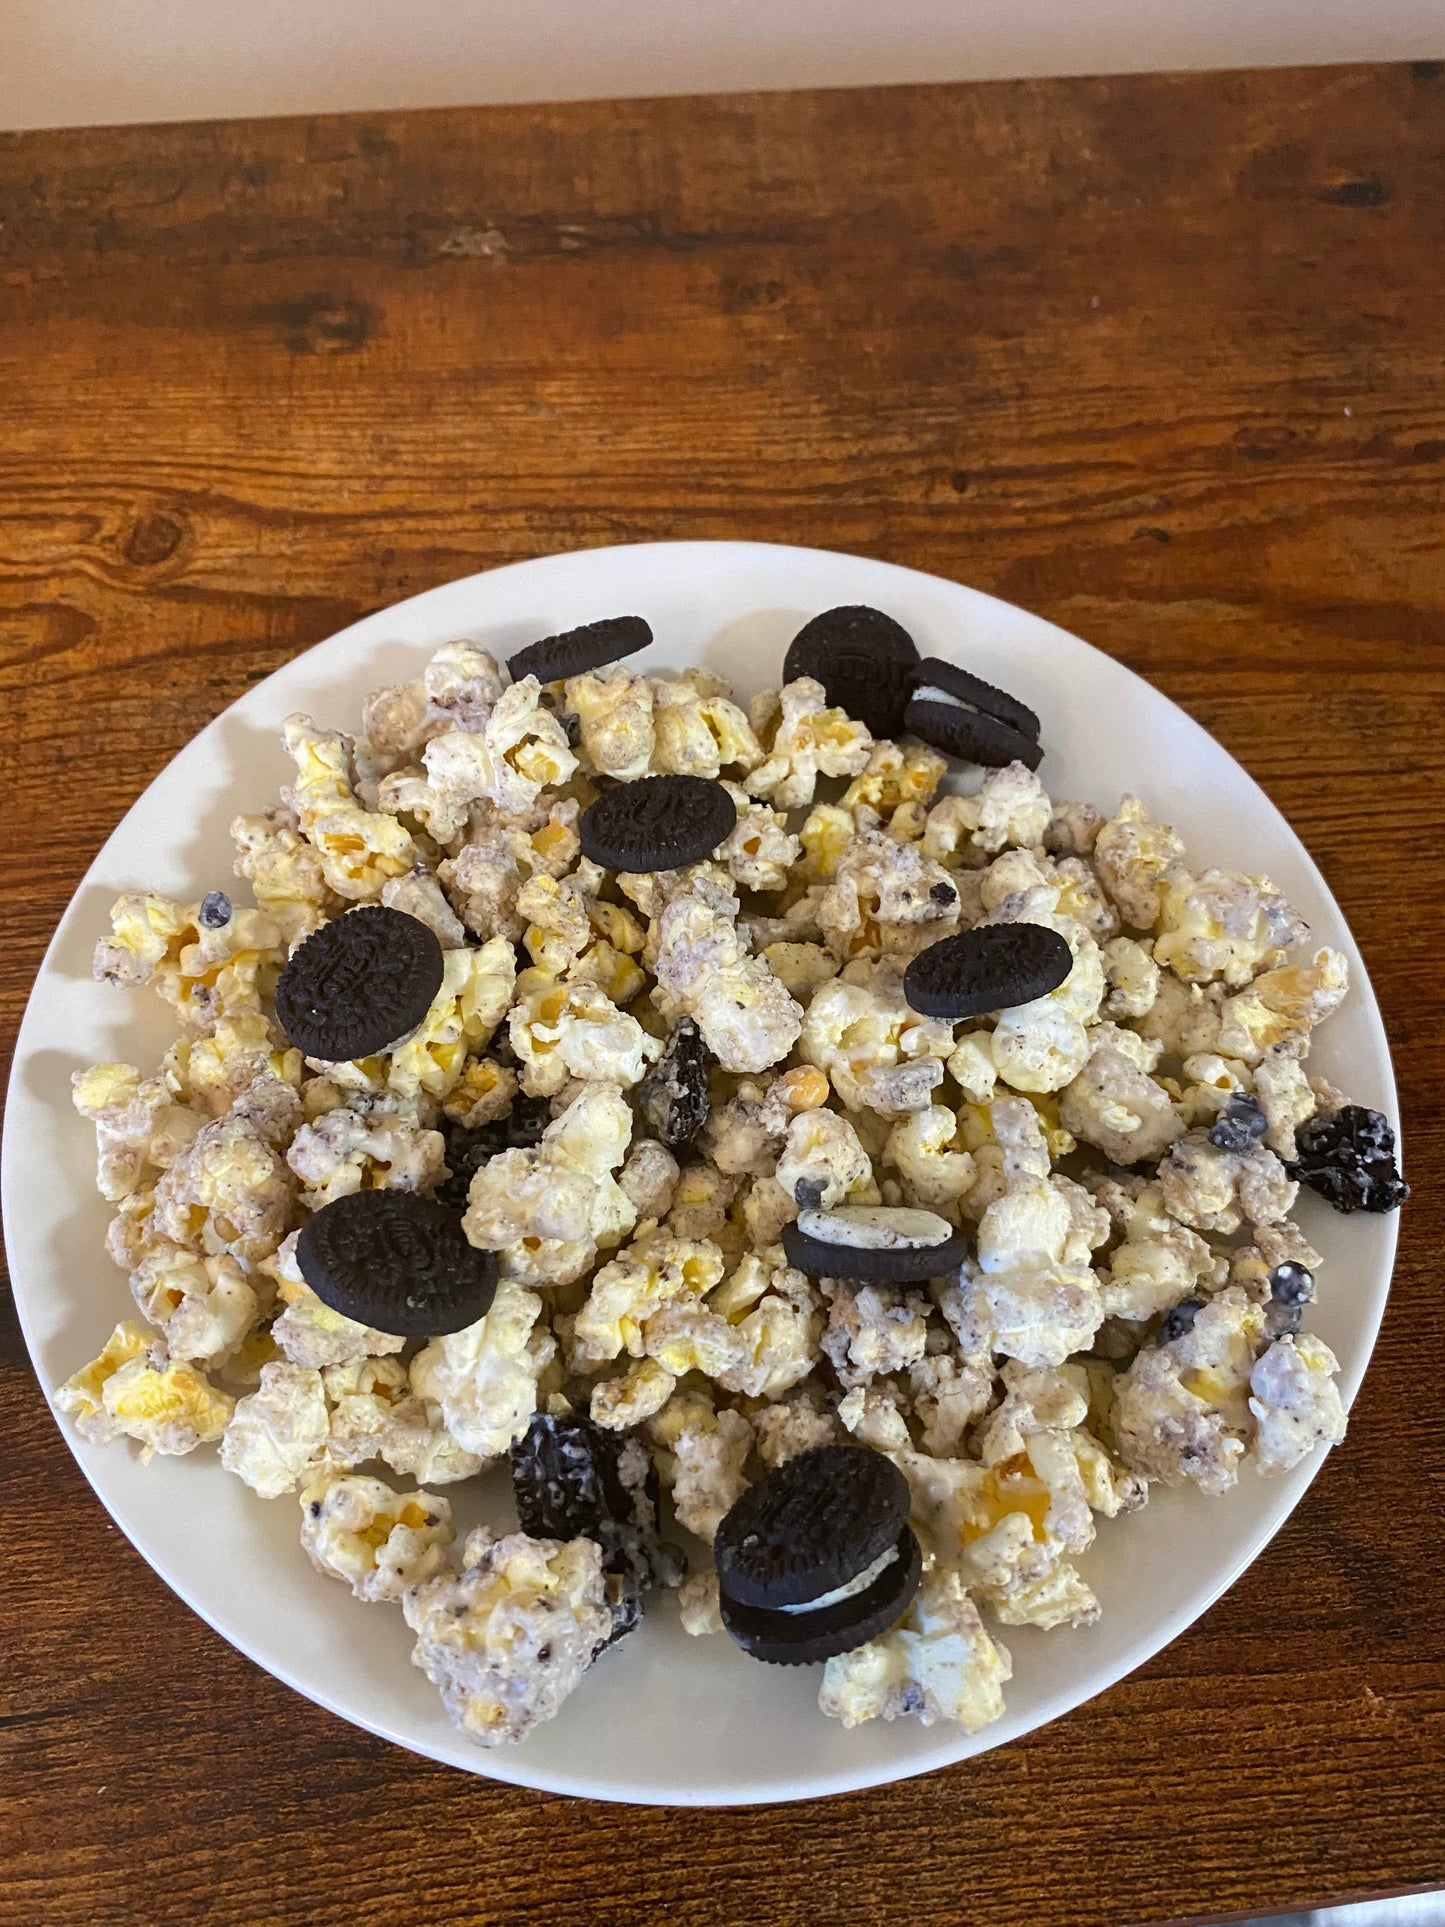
[2,59,1443,1927]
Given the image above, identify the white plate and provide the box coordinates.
[3,540,1401,1806]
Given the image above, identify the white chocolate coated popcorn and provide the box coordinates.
[65,622,1370,1754]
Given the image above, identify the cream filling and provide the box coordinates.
[911,684,979,715]
[777,1544,899,1614]
[797,1205,953,1250]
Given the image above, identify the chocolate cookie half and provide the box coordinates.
[903,922,1072,1021]
[275,906,444,1062]
[782,605,920,740]
[579,773,737,872]
[904,656,1043,770]
[781,1206,970,1282]
[296,1189,497,1336]
[507,614,653,684]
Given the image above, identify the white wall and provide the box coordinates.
[2,0,1442,133]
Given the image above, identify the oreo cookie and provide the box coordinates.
[296,1189,498,1337]
[782,1206,970,1283]
[507,615,652,685]
[275,906,444,1062]
[579,774,737,873]
[719,1529,922,1665]
[782,606,920,740]
[904,922,1072,1020]
[637,1017,711,1148]
[904,657,1043,770]
[510,1412,682,1604]
[714,1446,920,1665]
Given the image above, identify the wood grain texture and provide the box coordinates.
[2,61,1444,1927]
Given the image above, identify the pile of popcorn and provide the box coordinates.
[59,637,1352,1744]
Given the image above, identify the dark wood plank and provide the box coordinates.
[2,60,1443,1927]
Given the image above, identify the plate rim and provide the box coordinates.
[2,538,1402,1806]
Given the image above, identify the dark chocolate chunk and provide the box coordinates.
[1268,1261,1315,1305]
[719,1526,922,1666]
[903,921,1073,1020]
[782,605,920,740]
[1289,1104,1410,1214]
[579,774,737,873]
[507,615,653,685]
[198,891,232,929]
[637,1017,711,1148]
[714,1444,911,1610]
[510,1412,682,1596]
[275,906,445,1063]
[1209,1094,1269,1152]
[1156,1296,1204,1346]
[781,1218,971,1284]
[296,1189,497,1337]
[434,1095,555,1209]
[908,656,1041,743]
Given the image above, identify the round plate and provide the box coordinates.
[3,541,1401,1806]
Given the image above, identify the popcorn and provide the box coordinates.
[1249,1334,1348,1476]
[403,677,578,836]
[840,740,949,820]
[323,1355,484,1484]
[651,882,803,1074]
[508,977,656,1096]
[800,967,953,1114]
[287,1102,446,1205]
[572,1233,726,1366]
[1101,935,1160,1019]
[1092,794,1187,928]
[883,1107,977,1216]
[56,1321,234,1456]
[380,867,469,948]
[300,1472,454,1602]
[129,1245,262,1366]
[923,762,1050,862]
[402,1529,613,1745]
[820,1573,1012,1730]
[774,1108,875,1210]
[220,1361,329,1496]
[717,788,801,892]
[66,627,1371,1755]
[1114,1288,1267,1494]
[284,715,420,899]
[817,830,961,962]
[821,1279,931,1387]
[231,805,339,944]
[745,677,873,809]
[1058,1043,1184,1166]
[1157,1129,1297,1235]
[590,1358,678,1430]
[464,1083,636,1286]
[648,1391,752,1541]
[73,1062,203,1201]
[1098,1184,1226,1323]
[753,1389,844,1465]
[651,669,762,778]
[150,1113,295,1266]
[1153,869,1308,988]
[411,1279,557,1460]
[677,1569,724,1637]
[440,799,581,942]
[1215,948,1349,1064]
[566,665,655,780]
[93,893,287,1032]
